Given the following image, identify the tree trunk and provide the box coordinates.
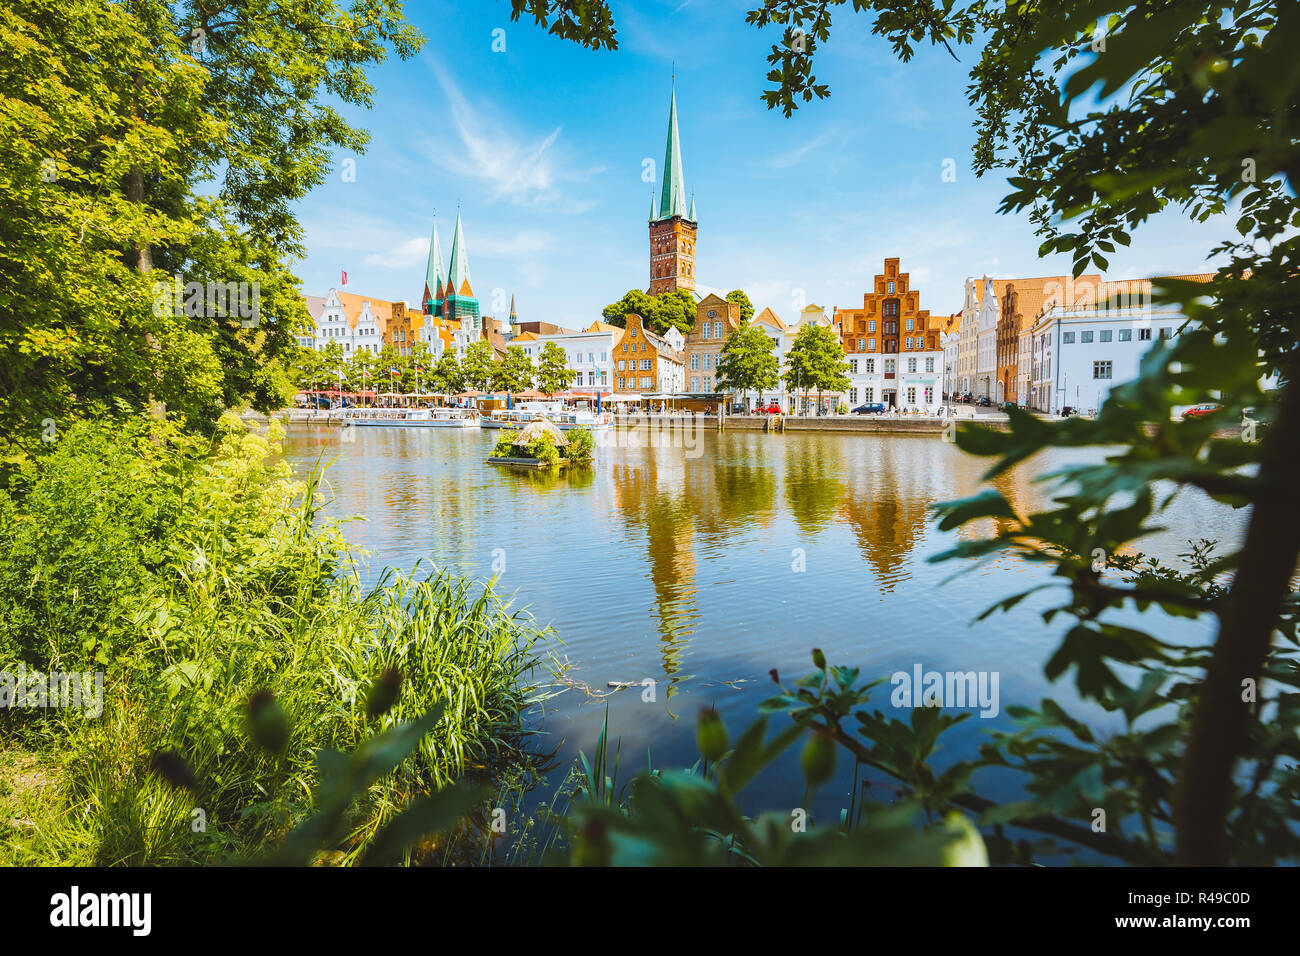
[1174,361,1300,864]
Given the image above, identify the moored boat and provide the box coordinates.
[482,401,611,431]
[341,407,480,428]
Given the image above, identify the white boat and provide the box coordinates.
[341,407,480,429]
[482,401,611,431]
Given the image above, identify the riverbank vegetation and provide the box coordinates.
[0,415,548,865]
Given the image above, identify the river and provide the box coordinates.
[281,421,1242,834]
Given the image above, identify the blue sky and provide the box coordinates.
[293,0,1236,324]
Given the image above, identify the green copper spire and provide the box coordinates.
[688,191,696,222]
[657,86,688,220]
[446,210,472,298]
[423,217,446,305]
[649,191,656,221]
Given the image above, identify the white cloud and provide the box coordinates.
[421,57,601,211]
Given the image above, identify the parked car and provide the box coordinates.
[1060,405,1076,417]
[852,403,886,415]
[975,396,992,407]
[1000,401,1018,412]
[1181,402,1222,419]
[754,403,782,414]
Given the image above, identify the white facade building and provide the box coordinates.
[301,289,386,356]
[1026,297,1184,415]
[974,275,999,400]
[510,322,620,394]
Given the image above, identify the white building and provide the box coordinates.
[974,275,999,400]
[1025,279,1194,414]
[509,321,620,394]
[300,289,392,356]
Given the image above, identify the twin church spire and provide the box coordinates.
[423,210,479,327]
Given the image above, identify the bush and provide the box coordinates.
[565,426,594,461]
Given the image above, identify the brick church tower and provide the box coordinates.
[648,85,697,294]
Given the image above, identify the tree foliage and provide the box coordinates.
[602,288,696,335]
[716,322,779,399]
[0,0,422,473]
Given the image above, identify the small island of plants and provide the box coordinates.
[488,419,594,470]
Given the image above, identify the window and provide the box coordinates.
[1080,331,1094,343]
[1159,327,1173,339]
[905,337,913,350]
[885,359,896,374]
[906,318,914,332]
[622,343,628,353]
[1139,327,1152,341]
[691,377,699,391]
[907,358,917,373]
[907,387,916,404]
[618,377,626,389]
[618,360,625,371]
[924,387,933,404]
[857,337,865,352]
[865,359,875,374]
[1118,329,1132,341]
[850,388,859,404]
[703,354,713,370]
[601,352,607,362]
[1093,361,1112,379]
[641,359,652,371]
[1099,330,1112,343]
[1062,332,1076,343]
[865,388,874,402]
[631,328,638,338]
[868,338,876,351]
[888,281,895,294]
[701,324,710,340]
[925,357,934,372]
[868,320,876,333]
[690,354,699,370]
[849,359,858,374]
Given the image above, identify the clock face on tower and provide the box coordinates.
[707,310,716,318]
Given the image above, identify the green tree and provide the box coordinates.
[493,345,535,394]
[0,0,422,468]
[725,290,755,325]
[601,288,696,336]
[601,290,655,329]
[319,342,346,394]
[409,341,434,396]
[783,324,847,413]
[716,322,779,402]
[429,348,464,395]
[460,341,497,392]
[348,350,376,404]
[535,342,576,397]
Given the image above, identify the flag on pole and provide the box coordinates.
[341,270,348,286]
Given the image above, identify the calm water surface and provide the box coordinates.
[281,423,1243,819]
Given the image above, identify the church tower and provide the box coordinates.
[423,217,446,316]
[649,85,697,294]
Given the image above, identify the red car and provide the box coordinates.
[754,403,782,414]
[1181,402,1222,420]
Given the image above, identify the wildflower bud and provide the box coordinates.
[769,668,780,684]
[149,749,197,791]
[365,667,404,719]
[696,707,728,763]
[800,730,837,788]
[812,648,826,671]
[246,690,289,754]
